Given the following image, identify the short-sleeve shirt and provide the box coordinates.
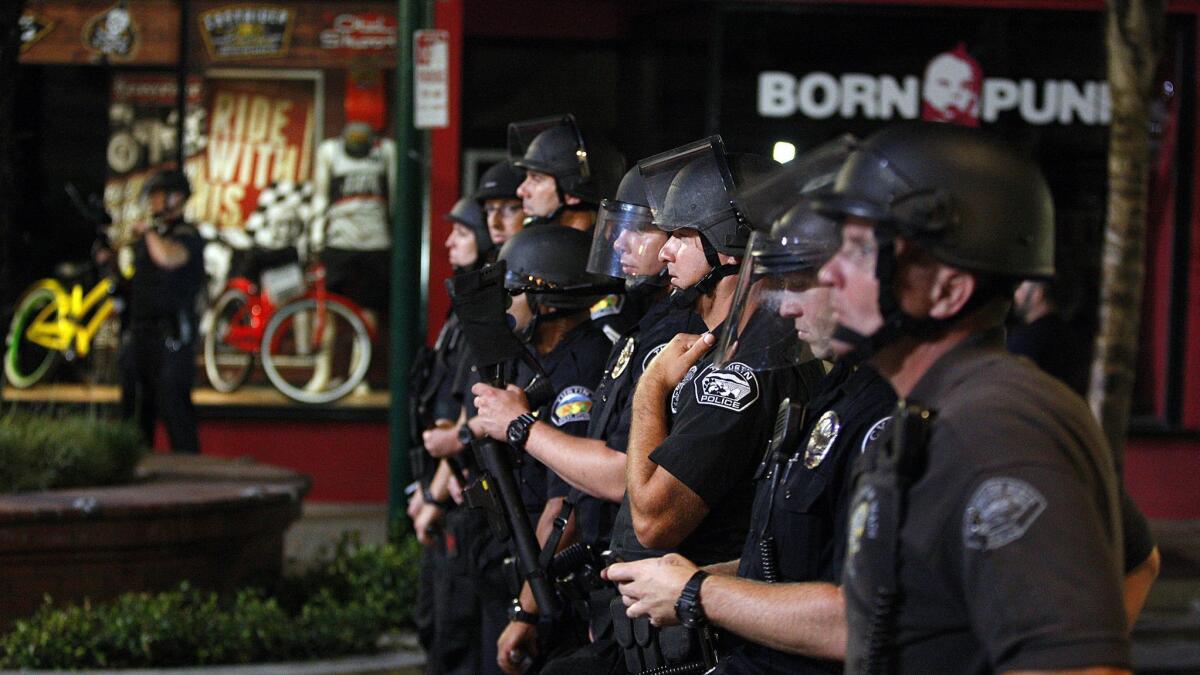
[722,362,895,674]
[842,329,1129,674]
[573,298,707,548]
[610,317,826,566]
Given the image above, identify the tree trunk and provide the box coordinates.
[0,1,24,310]
[1090,0,1165,468]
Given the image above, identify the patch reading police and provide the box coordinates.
[860,416,893,455]
[551,386,594,427]
[804,411,841,469]
[642,342,668,374]
[610,337,636,380]
[846,485,880,579]
[694,363,760,412]
[670,365,699,415]
[963,477,1047,551]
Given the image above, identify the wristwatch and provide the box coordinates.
[506,413,537,450]
[456,423,475,448]
[674,570,710,628]
[508,597,539,625]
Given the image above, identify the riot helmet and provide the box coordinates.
[445,197,493,271]
[498,226,624,314]
[587,166,667,288]
[508,114,626,206]
[473,161,524,204]
[713,136,855,370]
[814,122,1055,356]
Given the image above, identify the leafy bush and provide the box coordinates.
[0,535,422,669]
[0,412,144,493]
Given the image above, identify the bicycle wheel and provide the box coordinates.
[203,288,255,393]
[4,287,60,388]
[260,297,372,405]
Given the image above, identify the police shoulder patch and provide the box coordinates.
[590,294,624,320]
[642,342,668,374]
[963,477,1047,551]
[860,416,893,455]
[670,364,699,415]
[694,362,760,412]
[551,385,594,427]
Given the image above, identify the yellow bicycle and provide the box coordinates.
[4,268,121,389]
[4,185,124,389]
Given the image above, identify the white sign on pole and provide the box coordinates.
[414,29,449,129]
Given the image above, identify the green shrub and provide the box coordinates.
[0,412,144,493]
[0,535,422,669]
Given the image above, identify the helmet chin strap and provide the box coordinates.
[524,203,565,228]
[832,237,949,361]
[669,232,738,309]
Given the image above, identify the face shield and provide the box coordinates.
[639,136,737,235]
[711,137,854,371]
[587,198,666,286]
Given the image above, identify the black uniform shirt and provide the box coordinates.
[842,329,1129,674]
[611,316,826,566]
[724,361,895,674]
[129,222,205,325]
[573,298,706,548]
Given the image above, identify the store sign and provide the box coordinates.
[758,43,1111,126]
[199,6,294,60]
[197,79,315,228]
[83,2,138,61]
[414,29,450,129]
[18,12,55,53]
[320,13,397,51]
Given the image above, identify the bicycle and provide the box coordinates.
[4,187,124,389]
[202,251,376,405]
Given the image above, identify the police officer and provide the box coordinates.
[119,169,205,454]
[508,114,625,232]
[474,161,528,247]
[606,140,898,675]
[472,165,706,672]
[816,123,1132,673]
[449,226,620,673]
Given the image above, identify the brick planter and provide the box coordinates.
[0,454,309,625]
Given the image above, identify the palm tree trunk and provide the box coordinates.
[1090,0,1165,469]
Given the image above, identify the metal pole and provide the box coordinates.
[175,0,189,168]
[388,0,427,524]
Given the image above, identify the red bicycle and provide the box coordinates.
[202,254,376,404]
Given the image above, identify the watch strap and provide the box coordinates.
[675,569,709,627]
[508,597,539,624]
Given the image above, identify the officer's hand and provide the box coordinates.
[496,620,537,674]
[413,503,443,548]
[640,333,716,393]
[604,553,697,627]
[422,426,463,458]
[447,471,465,505]
[406,488,425,520]
[471,383,531,441]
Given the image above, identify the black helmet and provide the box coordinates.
[473,161,524,204]
[141,169,192,200]
[587,166,664,285]
[815,122,1054,278]
[498,226,623,311]
[508,114,626,204]
[447,196,494,265]
[640,136,776,257]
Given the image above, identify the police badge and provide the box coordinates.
[610,337,635,380]
[804,410,841,468]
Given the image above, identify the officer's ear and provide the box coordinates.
[564,193,583,206]
[928,266,976,320]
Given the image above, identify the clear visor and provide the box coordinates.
[737,134,856,230]
[587,199,666,283]
[639,136,735,232]
[713,231,829,371]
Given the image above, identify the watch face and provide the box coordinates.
[507,419,525,446]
